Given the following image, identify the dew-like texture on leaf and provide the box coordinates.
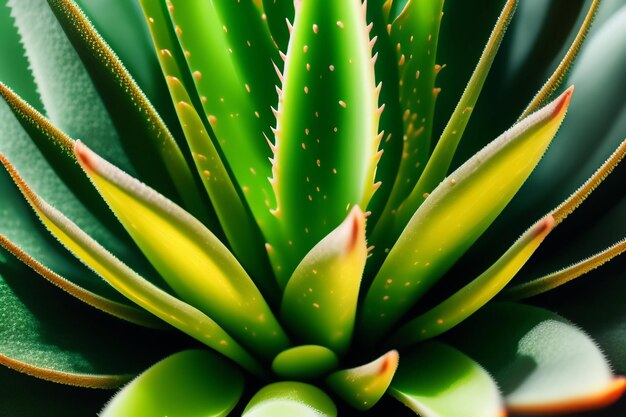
[0,251,175,388]
[101,350,244,417]
[450,302,626,414]
[390,341,504,417]
[243,382,337,417]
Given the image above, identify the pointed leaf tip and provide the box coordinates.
[326,350,399,410]
[281,206,367,353]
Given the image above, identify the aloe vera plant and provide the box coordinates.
[0,0,625,415]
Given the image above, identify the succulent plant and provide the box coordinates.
[0,0,625,415]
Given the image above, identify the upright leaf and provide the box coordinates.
[269,0,381,284]
[281,207,367,353]
[361,88,572,343]
[168,0,279,234]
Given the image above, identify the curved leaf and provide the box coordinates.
[102,350,244,417]
[0,153,263,375]
[166,76,276,300]
[0,250,175,388]
[390,341,504,417]
[46,0,213,224]
[361,87,572,343]
[326,350,399,411]
[450,302,626,414]
[242,382,337,417]
[281,206,367,353]
[272,345,339,380]
[262,0,294,52]
[268,0,381,284]
[168,0,279,236]
[75,141,290,361]
[382,0,517,241]
[390,215,554,347]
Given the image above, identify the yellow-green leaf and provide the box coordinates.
[74,141,289,361]
[360,87,573,344]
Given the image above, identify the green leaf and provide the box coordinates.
[166,76,277,300]
[281,207,367,353]
[269,0,381,285]
[7,0,132,177]
[362,0,405,225]
[73,0,177,123]
[0,152,264,374]
[167,0,279,236]
[0,365,110,417]
[524,7,626,211]
[101,350,244,417]
[0,250,175,388]
[376,0,445,215]
[450,302,626,415]
[0,98,161,326]
[75,141,290,361]
[272,345,339,380]
[360,87,573,344]
[384,0,518,240]
[326,350,398,411]
[46,0,214,225]
[262,0,294,52]
[242,382,337,417]
[389,215,554,347]
[389,341,504,417]
[0,2,43,111]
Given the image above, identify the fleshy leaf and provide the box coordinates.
[0,152,263,374]
[326,350,398,411]
[0,251,175,388]
[281,206,367,353]
[360,87,573,343]
[272,345,339,380]
[389,341,504,417]
[390,215,554,347]
[101,350,244,417]
[269,0,381,285]
[74,141,290,361]
[384,0,518,240]
[0,153,154,326]
[166,76,277,300]
[0,3,42,111]
[380,0,445,215]
[168,0,279,235]
[46,0,213,224]
[450,302,626,414]
[362,0,405,223]
[242,382,337,417]
[505,238,626,300]
[262,0,294,52]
